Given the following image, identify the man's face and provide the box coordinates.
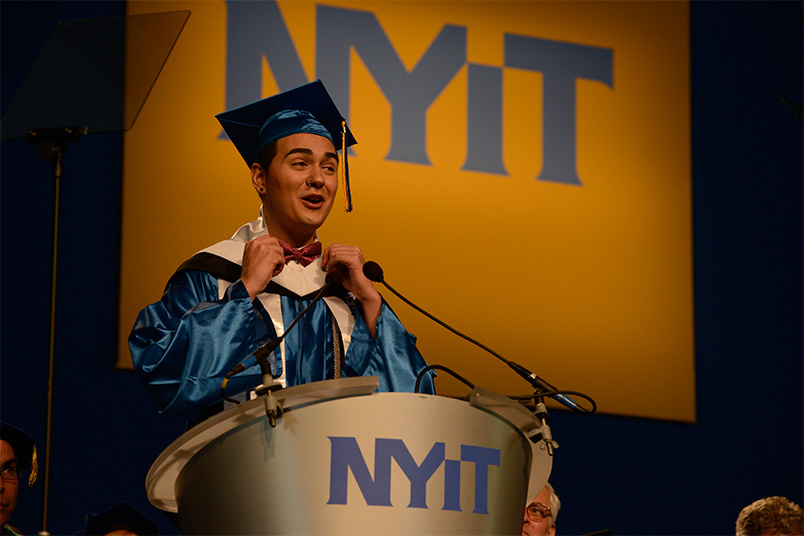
[522,486,556,536]
[258,132,339,245]
[0,440,19,528]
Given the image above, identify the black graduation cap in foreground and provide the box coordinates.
[79,501,158,536]
[0,422,37,487]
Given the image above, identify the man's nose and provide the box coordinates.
[308,167,325,187]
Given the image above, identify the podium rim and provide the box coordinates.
[145,376,380,511]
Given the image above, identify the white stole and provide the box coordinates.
[197,238,355,387]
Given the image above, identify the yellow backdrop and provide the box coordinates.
[119,0,693,421]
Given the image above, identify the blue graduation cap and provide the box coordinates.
[216,80,356,212]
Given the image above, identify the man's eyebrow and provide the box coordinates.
[283,147,312,158]
[283,147,339,162]
[0,458,18,468]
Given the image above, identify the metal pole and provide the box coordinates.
[26,126,86,536]
[40,143,63,536]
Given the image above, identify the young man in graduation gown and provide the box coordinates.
[129,81,434,422]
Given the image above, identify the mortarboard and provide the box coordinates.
[216,80,357,212]
[0,422,37,486]
[79,501,158,535]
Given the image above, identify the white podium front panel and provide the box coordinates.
[147,379,552,535]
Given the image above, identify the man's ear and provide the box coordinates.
[251,163,267,194]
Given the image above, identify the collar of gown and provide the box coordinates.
[197,206,327,296]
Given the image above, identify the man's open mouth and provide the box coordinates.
[302,194,325,206]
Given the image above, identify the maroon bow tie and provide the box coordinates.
[278,240,322,267]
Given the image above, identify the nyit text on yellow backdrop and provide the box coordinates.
[118,0,693,422]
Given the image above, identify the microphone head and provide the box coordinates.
[325,270,345,286]
[362,261,384,283]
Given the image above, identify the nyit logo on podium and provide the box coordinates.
[328,437,501,513]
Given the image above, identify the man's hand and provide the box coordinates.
[241,236,285,300]
[322,244,382,337]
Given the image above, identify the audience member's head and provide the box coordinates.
[79,501,158,535]
[523,482,560,536]
[736,496,803,536]
[1,423,37,531]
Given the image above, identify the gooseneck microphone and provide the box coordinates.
[221,270,345,425]
[254,269,344,363]
[363,261,588,413]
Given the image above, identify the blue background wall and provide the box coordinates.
[1,1,801,534]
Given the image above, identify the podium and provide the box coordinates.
[146,377,553,535]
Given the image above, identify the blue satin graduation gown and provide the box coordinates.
[129,268,434,420]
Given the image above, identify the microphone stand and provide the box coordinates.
[362,261,589,413]
[221,270,345,427]
[531,393,558,456]
[253,338,284,427]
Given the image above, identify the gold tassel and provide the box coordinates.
[29,445,38,487]
[341,120,353,212]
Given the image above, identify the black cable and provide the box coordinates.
[380,279,513,367]
[415,364,474,393]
